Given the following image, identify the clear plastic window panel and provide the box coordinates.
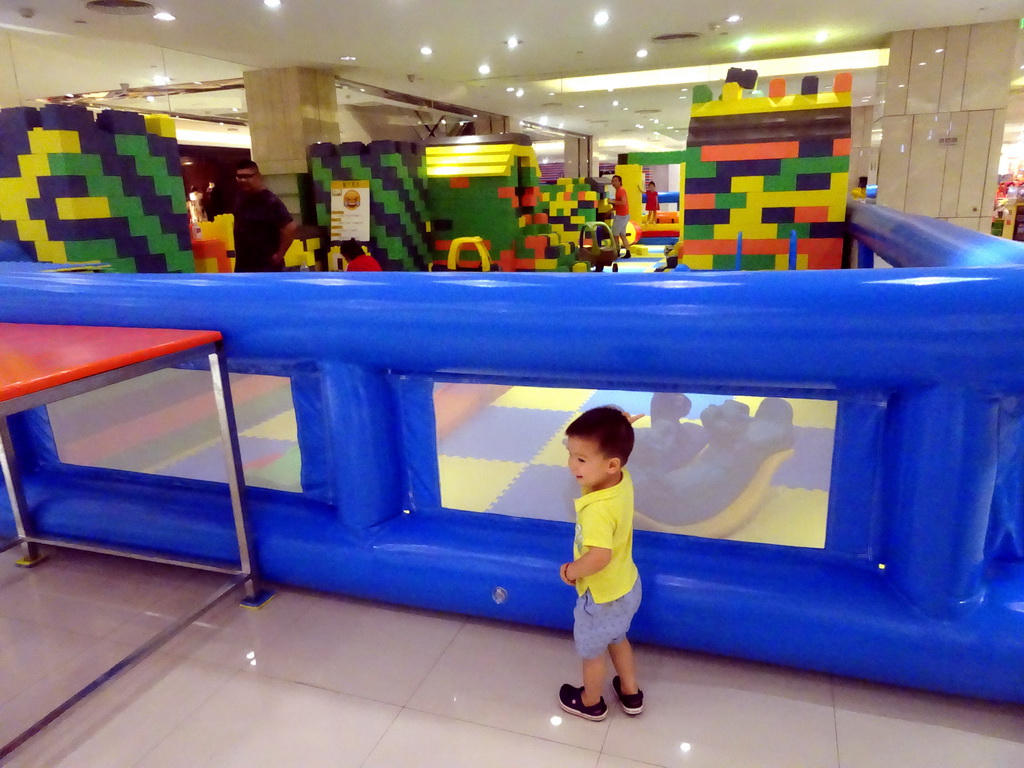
[434,384,836,548]
[47,368,301,493]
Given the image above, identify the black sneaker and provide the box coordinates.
[612,675,644,715]
[620,250,632,259]
[558,684,608,721]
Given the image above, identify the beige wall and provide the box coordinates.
[0,33,21,108]
[876,21,1016,233]
[849,105,878,190]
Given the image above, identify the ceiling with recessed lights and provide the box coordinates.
[0,1,1021,157]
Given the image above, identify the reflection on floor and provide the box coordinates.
[2,546,1022,768]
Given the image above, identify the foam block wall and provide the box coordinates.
[680,73,852,270]
[0,105,193,273]
[309,140,431,271]
[424,135,574,272]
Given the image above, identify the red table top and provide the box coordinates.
[0,323,222,403]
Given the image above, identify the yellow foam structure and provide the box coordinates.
[56,197,111,220]
[426,142,536,178]
[144,114,177,138]
[691,90,853,118]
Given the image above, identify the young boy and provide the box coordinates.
[559,406,644,721]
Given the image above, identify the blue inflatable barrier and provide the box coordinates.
[1,205,1023,703]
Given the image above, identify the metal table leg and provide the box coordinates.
[0,416,45,567]
[208,344,272,607]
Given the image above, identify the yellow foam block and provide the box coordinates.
[28,129,81,155]
[732,176,765,193]
[533,258,558,270]
[715,223,780,240]
[0,197,30,221]
[34,241,68,263]
[144,114,177,138]
[16,219,49,242]
[682,253,715,270]
[18,154,51,177]
[193,256,220,273]
[0,174,39,201]
[56,196,111,220]
[749,190,842,208]
[691,91,852,118]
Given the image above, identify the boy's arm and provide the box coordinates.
[561,546,612,584]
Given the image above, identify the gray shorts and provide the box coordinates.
[573,577,642,659]
[611,214,630,236]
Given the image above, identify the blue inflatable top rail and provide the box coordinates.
[848,201,1024,268]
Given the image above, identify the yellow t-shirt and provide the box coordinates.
[573,468,639,603]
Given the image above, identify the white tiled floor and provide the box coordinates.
[2,546,1023,768]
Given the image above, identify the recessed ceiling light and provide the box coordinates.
[507,37,520,49]
[146,96,155,102]
[898,83,905,87]
[153,11,175,21]
[935,48,944,53]
[478,64,491,75]
[153,74,170,85]
[612,100,619,106]
[506,86,515,92]
[264,0,281,8]
[339,56,357,61]
[420,46,432,56]
[636,49,648,58]
[578,104,585,108]
[594,10,609,26]
[558,122,564,128]
[815,31,828,43]
[738,38,752,53]
[680,87,688,91]
[918,61,926,66]
[516,88,524,97]
[726,14,741,23]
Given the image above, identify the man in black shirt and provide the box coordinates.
[232,160,297,272]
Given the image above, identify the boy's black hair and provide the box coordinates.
[236,159,259,173]
[339,238,364,259]
[566,406,634,464]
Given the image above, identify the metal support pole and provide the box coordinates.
[0,416,42,566]
[208,345,263,602]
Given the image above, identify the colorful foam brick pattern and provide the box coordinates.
[0,105,193,273]
[623,73,852,271]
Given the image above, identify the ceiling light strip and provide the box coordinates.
[544,49,889,93]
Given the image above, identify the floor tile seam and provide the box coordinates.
[396,699,608,757]
[398,618,471,708]
[829,674,843,768]
[123,664,245,768]
[242,665,424,711]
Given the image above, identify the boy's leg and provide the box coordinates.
[582,655,607,707]
[608,638,639,694]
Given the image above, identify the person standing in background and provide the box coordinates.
[232,160,297,272]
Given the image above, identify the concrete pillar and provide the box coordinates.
[242,66,341,219]
[875,21,1017,233]
[563,135,593,178]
